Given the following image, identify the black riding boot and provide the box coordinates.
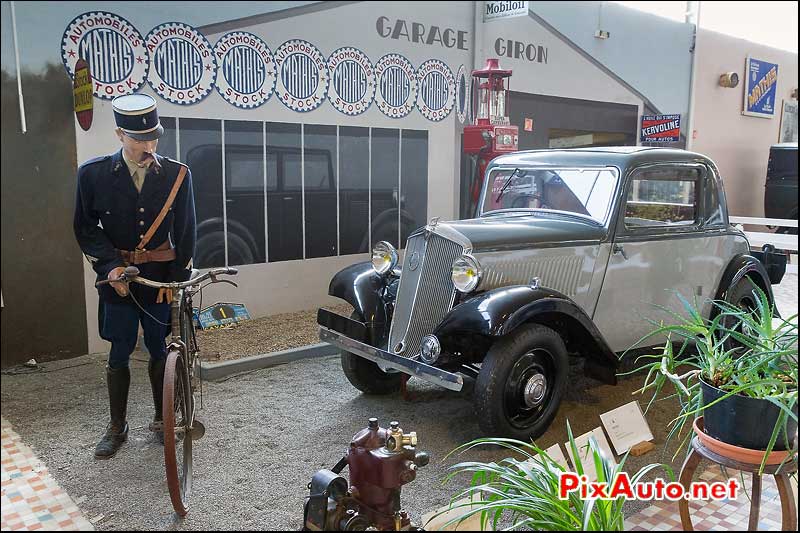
[149,358,166,444]
[95,366,130,459]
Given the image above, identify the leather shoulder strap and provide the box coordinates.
[136,165,187,251]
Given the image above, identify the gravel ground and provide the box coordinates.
[0,274,795,530]
[195,304,351,362]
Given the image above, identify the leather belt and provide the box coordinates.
[118,241,176,265]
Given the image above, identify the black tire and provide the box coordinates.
[721,276,760,353]
[196,231,254,268]
[474,324,568,440]
[340,314,402,395]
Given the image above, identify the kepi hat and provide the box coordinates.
[112,94,163,141]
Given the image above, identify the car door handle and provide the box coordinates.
[613,243,628,260]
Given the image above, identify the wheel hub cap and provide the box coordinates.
[524,373,548,408]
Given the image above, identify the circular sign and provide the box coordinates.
[416,59,455,122]
[211,304,235,321]
[274,39,329,112]
[214,31,276,109]
[327,47,375,116]
[73,58,93,131]
[145,22,216,105]
[456,64,469,124]
[61,11,149,100]
[374,54,417,119]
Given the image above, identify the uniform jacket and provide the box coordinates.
[74,149,196,305]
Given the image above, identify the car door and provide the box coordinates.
[592,163,730,353]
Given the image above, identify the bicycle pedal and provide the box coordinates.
[190,419,206,441]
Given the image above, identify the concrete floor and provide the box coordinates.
[1,274,796,530]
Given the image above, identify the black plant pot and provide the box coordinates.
[701,378,798,451]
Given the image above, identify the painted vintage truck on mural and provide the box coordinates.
[317,147,785,440]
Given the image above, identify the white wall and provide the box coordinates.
[691,29,798,218]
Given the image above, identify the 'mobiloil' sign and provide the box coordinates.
[484,1,529,22]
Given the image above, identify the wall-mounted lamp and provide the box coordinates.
[594,29,610,39]
[718,72,739,88]
[792,88,798,99]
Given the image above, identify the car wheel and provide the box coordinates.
[721,276,760,352]
[340,313,402,395]
[474,324,568,440]
[196,231,254,268]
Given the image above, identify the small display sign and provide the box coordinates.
[197,302,251,330]
[524,117,533,132]
[641,114,681,143]
[743,56,778,118]
[72,58,93,131]
[484,1,529,21]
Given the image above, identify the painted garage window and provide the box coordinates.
[161,118,428,266]
[339,126,370,255]
[370,128,400,249]
[225,120,266,266]
[178,118,224,268]
[304,124,338,259]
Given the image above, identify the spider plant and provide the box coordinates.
[434,421,670,531]
[622,282,798,474]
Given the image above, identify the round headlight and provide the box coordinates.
[452,254,482,293]
[371,241,398,275]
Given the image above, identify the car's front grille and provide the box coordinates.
[388,232,464,358]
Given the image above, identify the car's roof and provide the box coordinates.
[770,142,798,150]
[489,146,714,171]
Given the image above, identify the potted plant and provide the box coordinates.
[434,421,670,531]
[624,283,798,474]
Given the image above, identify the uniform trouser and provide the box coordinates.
[100,301,170,368]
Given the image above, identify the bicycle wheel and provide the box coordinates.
[163,349,193,516]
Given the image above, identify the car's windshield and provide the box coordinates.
[480,167,619,224]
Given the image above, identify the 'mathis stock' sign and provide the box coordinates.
[484,1,529,22]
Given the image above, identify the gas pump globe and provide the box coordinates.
[462,58,519,214]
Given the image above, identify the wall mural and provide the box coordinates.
[60,12,458,121]
[145,22,216,105]
[455,64,469,124]
[416,59,455,122]
[61,11,149,100]
[274,39,329,112]
[327,47,375,116]
[374,53,417,119]
[214,31,276,109]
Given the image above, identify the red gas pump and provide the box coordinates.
[463,58,519,215]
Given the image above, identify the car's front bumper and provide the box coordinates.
[317,309,464,392]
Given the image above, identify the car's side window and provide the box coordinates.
[624,166,701,230]
[703,168,725,227]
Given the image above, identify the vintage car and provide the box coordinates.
[317,147,785,440]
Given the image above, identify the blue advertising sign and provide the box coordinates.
[743,57,778,118]
[641,114,681,143]
[197,302,251,330]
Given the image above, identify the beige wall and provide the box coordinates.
[691,29,798,217]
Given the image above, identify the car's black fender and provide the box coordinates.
[713,253,776,313]
[434,285,618,384]
[328,262,393,346]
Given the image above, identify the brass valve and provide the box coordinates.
[386,421,418,452]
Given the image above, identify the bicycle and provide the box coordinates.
[97,265,238,516]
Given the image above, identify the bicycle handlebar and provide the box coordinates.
[96,266,238,290]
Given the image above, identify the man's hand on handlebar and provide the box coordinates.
[156,287,175,304]
[108,266,129,297]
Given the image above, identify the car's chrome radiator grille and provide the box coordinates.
[388,233,463,358]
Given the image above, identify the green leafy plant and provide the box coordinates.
[435,421,670,531]
[623,282,798,474]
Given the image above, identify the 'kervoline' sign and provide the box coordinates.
[641,114,681,143]
[484,1,529,21]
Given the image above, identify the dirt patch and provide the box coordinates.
[195,303,352,362]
